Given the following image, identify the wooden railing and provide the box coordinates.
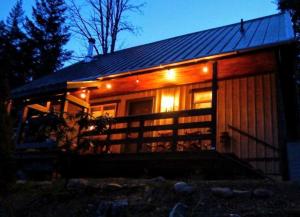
[82,108,215,153]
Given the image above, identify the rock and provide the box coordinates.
[16,170,27,181]
[96,199,128,217]
[174,182,194,194]
[169,202,188,217]
[148,176,166,184]
[67,178,89,189]
[16,180,27,184]
[232,189,251,196]
[253,188,273,198]
[105,183,123,190]
[211,187,234,198]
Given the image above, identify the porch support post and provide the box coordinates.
[211,61,218,150]
[6,99,12,115]
[16,105,29,144]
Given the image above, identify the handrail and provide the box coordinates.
[228,125,280,152]
[81,108,215,152]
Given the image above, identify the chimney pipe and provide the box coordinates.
[240,19,244,33]
[84,38,96,63]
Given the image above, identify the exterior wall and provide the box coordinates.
[90,72,279,175]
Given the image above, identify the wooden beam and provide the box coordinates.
[16,106,29,144]
[67,81,101,89]
[6,100,12,115]
[27,104,49,113]
[66,94,90,108]
[211,61,218,150]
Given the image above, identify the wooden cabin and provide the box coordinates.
[11,13,298,179]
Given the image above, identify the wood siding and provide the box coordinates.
[90,72,279,175]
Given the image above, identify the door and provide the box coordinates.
[124,98,153,153]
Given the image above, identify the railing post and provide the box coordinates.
[137,120,144,152]
[211,61,218,150]
[172,116,179,152]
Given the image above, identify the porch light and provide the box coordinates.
[166,69,176,80]
[202,66,208,73]
[106,83,112,89]
[80,90,87,99]
[161,95,175,112]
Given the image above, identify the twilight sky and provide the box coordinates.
[1,0,278,61]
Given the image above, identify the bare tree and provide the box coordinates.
[68,0,144,55]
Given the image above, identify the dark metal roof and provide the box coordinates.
[12,12,295,98]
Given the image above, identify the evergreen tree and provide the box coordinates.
[5,0,31,88]
[25,0,71,79]
[0,21,15,192]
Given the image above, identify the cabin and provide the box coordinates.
[10,13,299,179]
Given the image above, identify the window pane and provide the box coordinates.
[193,91,212,109]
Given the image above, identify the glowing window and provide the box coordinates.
[91,103,117,118]
[193,91,212,109]
[161,95,175,112]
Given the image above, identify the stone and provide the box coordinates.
[105,183,123,190]
[169,202,188,217]
[253,188,273,198]
[96,199,128,217]
[148,176,166,184]
[211,187,234,198]
[232,189,251,196]
[67,178,89,189]
[174,182,194,194]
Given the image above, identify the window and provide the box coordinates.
[91,103,117,118]
[192,90,212,109]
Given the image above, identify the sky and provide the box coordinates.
[1,0,279,61]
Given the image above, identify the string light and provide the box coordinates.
[166,69,176,80]
[106,83,112,89]
[202,66,209,74]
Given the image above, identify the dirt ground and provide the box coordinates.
[1,178,300,217]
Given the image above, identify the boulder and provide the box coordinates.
[253,188,273,198]
[232,189,251,196]
[67,178,89,190]
[211,187,234,198]
[169,202,188,217]
[174,182,194,194]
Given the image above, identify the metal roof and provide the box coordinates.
[12,12,295,98]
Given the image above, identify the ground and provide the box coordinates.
[1,178,300,217]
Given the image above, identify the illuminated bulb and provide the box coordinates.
[202,66,209,73]
[80,92,87,99]
[166,69,176,80]
[106,83,112,89]
[136,79,140,83]
[88,125,95,131]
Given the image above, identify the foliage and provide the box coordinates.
[25,111,114,153]
[68,0,145,55]
[25,0,72,79]
[0,22,16,192]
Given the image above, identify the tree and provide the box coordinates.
[68,0,144,55]
[5,0,32,88]
[0,21,15,193]
[277,0,300,136]
[25,0,71,79]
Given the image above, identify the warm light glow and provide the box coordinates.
[161,95,175,112]
[202,66,209,73]
[80,92,87,99]
[136,79,140,83]
[88,125,96,131]
[106,83,112,89]
[166,69,176,80]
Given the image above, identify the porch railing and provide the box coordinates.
[81,108,215,153]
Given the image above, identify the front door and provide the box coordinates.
[124,98,153,153]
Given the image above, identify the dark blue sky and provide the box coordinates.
[1,0,278,59]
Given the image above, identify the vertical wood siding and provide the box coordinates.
[90,73,279,175]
